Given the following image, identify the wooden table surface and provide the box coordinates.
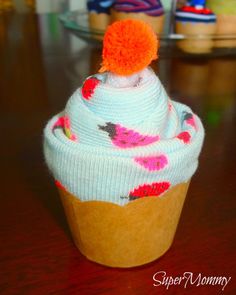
[0,12,235,295]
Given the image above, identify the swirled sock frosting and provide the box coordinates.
[113,0,164,17]
[44,67,204,205]
[175,0,216,23]
[44,20,204,205]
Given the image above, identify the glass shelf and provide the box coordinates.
[59,10,236,56]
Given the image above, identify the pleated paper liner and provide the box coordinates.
[88,13,110,41]
[58,181,190,268]
[213,15,236,48]
[175,22,216,54]
[110,10,165,35]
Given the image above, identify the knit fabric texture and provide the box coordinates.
[113,0,164,17]
[99,19,158,76]
[175,1,216,23]
[44,68,204,205]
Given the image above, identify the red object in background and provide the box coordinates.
[181,6,212,15]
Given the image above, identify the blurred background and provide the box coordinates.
[0,0,85,13]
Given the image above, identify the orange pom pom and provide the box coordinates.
[99,19,159,76]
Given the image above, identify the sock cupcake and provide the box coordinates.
[175,0,217,53]
[87,0,114,33]
[44,19,204,267]
[207,0,236,47]
[111,0,165,35]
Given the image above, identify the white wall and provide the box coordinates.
[36,0,86,13]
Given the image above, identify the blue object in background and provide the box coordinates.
[87,0,115,14]
[188,0,206,6]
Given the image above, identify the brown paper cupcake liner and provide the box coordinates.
[58,181,190,268]
[88,13,111,40]
[175,22,216,53]
[111,10,165,35]
[214,15,236,48]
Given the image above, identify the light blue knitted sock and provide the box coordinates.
[44,67,204,205]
